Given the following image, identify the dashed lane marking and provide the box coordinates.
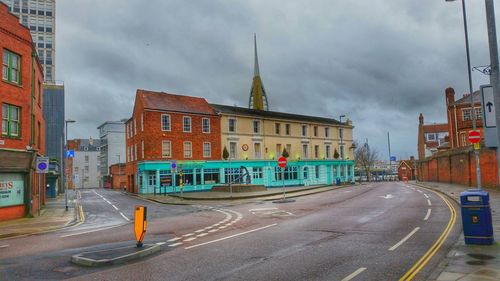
[389,227,420,251]
[119,212,130,221]
[424,209,432,221]
[183,237,197,242]
[156,242,166,245]
[417,190,423,193]
[167,237,182,242]
[111,205,119,210]
[182,233,195,237]
[168,242,183,247]
[342,268,367,281]
[424,194,429,198]
[208,229,218,233]
[0,245,9,248]
[197,233,209,237]
[427,199,432,206]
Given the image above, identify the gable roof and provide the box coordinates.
[423,123,448,134]
[137,89,217,115]
[452,91,481,105]
[398,160,414,169]
[210,103,345,126]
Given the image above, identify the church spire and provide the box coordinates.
[249,34,269,111]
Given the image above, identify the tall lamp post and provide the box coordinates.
[64,119,76,211]
[339,115,346,160]
[446,0,482,189]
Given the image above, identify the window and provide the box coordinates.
[2,49,21,84]
[302,144,308,158]
[148,175,157,186]
[85,155,89,163]
[475,107,482,120]
[326,145,331,159]
[325,127,330,138]
[253,120,260,134]
[286,144,292,156]
[285,124,291,135]
[314,126,318,137]
[2,104,20,137]
[302,125,307,137]
[161,114,171,131]
[276,144,282,156]
[184,141,192,158]
[275,166,298,181]
[229,142,237,159]
[134,144,138,160]
[141,140,144,159]
[202,118,210,133]
[426,133,436,141]
[162,140,171,158]
[462,108,472,121]
[314,145,319,158]
[315,167,320,178]
[228,118,236,133]
[461,133,467,147]
[85,166,89,172]
[253,167,263,179]
[203,168,220,184]
[275,123,281,135]
[183,116,191,132]
[203,142,211,158]
[254,142,261,159]
[74,167,79,173]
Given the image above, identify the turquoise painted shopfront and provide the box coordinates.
[135,159,354,194]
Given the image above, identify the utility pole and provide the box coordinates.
[484,0,500,190]
[387,132,392,177]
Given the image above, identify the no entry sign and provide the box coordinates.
[278,156,287,168]
[468,130,481,144]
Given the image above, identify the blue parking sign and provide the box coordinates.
[66,150,75,158]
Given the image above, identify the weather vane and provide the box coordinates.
[472,65,492,75]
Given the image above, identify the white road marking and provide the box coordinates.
[208,229,218,233]
[196,233,209,237]
[417,190,423,193]
[119,212,130,221]
[341,267,367,281]
[389,227,420,251]
[168,242,183,247]
[60,224,124,238]
[183,237,197,242]
[0,245,9,248]
[218,226,227,229]
[185,223,278,250]
[156,242,166,245]
[424,209,432,221]
[379,194,394,199]
[427,199,432,206]
[249,207,278,212]
[182,233,195,237]
[194,229,205,233]
[111,205,119,210]
[424,194,429,198]
[167,237,182,242]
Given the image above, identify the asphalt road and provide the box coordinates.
[0,183,460,281]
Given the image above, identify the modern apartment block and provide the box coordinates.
[97,120,126,188]
[1,0,56,81]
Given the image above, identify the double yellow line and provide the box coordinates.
[399,188,457,281]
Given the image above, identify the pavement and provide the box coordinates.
[0,194,81,240]
[415,181,500,281]
[1,182,499,280]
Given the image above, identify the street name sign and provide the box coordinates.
[468,130,481,144]
[481,85,498,147]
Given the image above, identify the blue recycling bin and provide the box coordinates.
[460,189,494,245]
[336,177,341,186]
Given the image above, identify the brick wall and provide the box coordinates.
[418,145,499,189]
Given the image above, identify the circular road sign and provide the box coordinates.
[278,156,287,168]
[468,130,481,144]
[38,162,47,170]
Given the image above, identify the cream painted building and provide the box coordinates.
[211,104,354,161]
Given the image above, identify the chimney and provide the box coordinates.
[445,87,455,105]
[419,113,424,125]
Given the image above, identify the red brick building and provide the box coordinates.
[125,90,221,193]
[109,163,126,190]
[0,2,45,221]
[398,157,416,181]
[417,114,449,160]
[445,87,484,148]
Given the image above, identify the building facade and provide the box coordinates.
[1,0,56,81]
[417,113,449,160]
[97,120,126,187]
[66,139,101,189]
[1,2,46,220]
[109,163,126,190]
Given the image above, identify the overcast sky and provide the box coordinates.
[56,0,498,160]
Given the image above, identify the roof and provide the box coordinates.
[210,104,345,126]
[138,89,217,115]
[398,160,414,169]
[423,123,448,134]
[452,91,481,105]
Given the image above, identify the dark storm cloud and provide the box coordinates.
[56,0,497,159]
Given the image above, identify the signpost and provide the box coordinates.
[66,150,74,158]
[278,157,287,199]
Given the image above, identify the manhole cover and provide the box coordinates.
[468,253,496,260]
[466,260,486,266]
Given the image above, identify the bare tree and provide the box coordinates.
[354,140,379,182]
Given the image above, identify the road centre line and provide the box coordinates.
[249,207,278,211]
[208,229,218,233]
[341,267,367,281]
[389,227,420,251]
[424,209,432,221]
[0,245,8,248]
[111,205,118,210]
[427,199,432,206]
[197,233,209,237]
[119,212,130,221]
[61,224,125,238]
[400,186,457,280]
[182,233,195,237]
[169,242,183,247]
[185,223,278,250]
[183,237,197,242]
[424,194,429,198]
[167,237,181,242]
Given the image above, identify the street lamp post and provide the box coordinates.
[64,119,76,211]
[446,0,482,189]
[339,115,346,160]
